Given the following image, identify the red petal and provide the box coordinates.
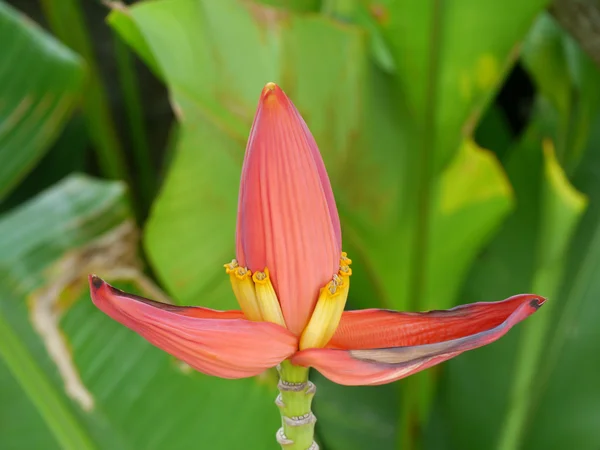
[291,294,544,385]
[89,275,297,378]
[235,83,341,335]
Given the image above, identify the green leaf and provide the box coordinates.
[426,139,514,310]
[110,0,365,305]
[520,111,600,449]
[522,13,600,172]
[368,2,550,436]
[40,0,130,184]
[107,5,163,80]
[372,0,550,170]
[113,0,517,318]
[432,116,588,450]
[433,16,600,447]
[496,140,587,450]
[0,2,84,200]
[0,175,130,285]
[524,215,600,449]
[342,131,514,314]
[0,175,129,450]
[144,123,241,306]
[324,0,542,316]
[0,357,60,449]
[0,308,94,450]
[111,2,527,446]
[0,175,280,449]
[312,372,399,450]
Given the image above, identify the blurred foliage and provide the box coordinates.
[0,2,83,200]
[1,0,599,449]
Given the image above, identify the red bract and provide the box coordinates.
[236,83,341,335]
[89,82,545,386]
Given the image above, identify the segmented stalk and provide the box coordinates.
[276,360,318,450]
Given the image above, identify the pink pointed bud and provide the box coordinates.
[236,83,342,335]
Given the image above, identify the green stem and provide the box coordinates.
[276,360,317,450]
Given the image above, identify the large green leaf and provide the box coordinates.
[0,175,280,449]
[431,113,589,449]
[0,2,84,200]
[522,13,600,173]
[109,1,525,446]
[312,372,399,450]
[523,113,600,449]
[340,3,547,440]
[430,13,600,448]
[112,0,515,315]
[496,138,587,450]
[342,0,547,317]
[370,0,549,170]
[110,0,365,306]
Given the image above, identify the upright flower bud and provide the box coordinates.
[235,83,342,335]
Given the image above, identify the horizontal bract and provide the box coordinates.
[89,275,297,379]
[292,294,544,385]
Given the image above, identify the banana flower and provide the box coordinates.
[90,82,544,450]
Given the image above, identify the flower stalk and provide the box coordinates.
[276,361,317,450]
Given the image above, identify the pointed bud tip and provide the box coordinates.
[263,81,277,92]
[260,82,286,107]
[89,274,104,290]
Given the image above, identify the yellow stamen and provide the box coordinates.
[339,264,352,277]
[299,266,351,350]
[253,268,287,327]
[340,252,352,267]
[224,260,262,321]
